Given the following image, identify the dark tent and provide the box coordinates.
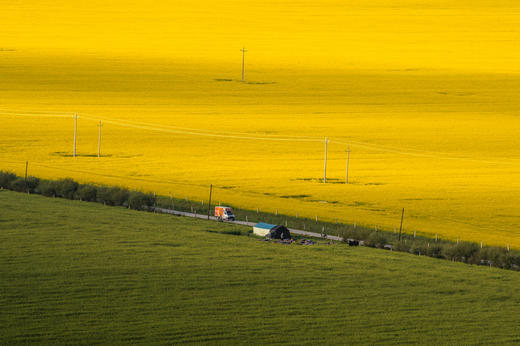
[268,225,291,240]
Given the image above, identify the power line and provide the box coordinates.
[2,108,520,165]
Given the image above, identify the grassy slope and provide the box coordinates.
[0,190,519,345]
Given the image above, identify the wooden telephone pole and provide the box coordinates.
[98,121,102,157]
[398,208,404,241]
[346,146,350,184]
[241,47,247,82]
[323,137,328,183]
[73,113,78,157]
[207,184,213,220]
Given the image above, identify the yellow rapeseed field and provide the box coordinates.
[1,1,520,247]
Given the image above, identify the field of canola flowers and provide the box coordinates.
[1,0,520,247]
[1,56,520,248]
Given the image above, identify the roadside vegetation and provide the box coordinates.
[1,170,519,271]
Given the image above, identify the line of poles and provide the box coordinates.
[323,137,350,184]
[71,115,352,184]
[72,114,103,158]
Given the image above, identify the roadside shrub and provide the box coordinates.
[411,242,428,256]
[55,178,78,199]
[128,191,155,210]
[365,232,388,248]
[443,242,479,263]
[99,186,129,206]
[393,241,411,253]
[96,186,109,204]
[339,228,355,242]
[76,184,97,202]
[26,176,40,193]
[426,243,444,258]
[37,180,58,197]
[9,177,26,192]
[340,227,372,242]
[478,247,509,268]
[0,171,17,189]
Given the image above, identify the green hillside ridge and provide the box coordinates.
[0,190,519,344]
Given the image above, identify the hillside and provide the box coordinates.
[1,190,519,344]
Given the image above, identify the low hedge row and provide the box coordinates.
[0,171,155,211]
[339,228,520,270]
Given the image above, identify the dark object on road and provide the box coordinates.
[347,239,359,246]
[299,239,315,245]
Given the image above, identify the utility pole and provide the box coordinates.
[241,47,247,82]
[97,121,102,157]
[346,146,350,184]
[73,113,78,157]
[323,137,328,183]
[207,184,213,220]
[398,208,404,241]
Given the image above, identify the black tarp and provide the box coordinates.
[268,225,291,240]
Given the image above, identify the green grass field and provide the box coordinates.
[1,190,519,344]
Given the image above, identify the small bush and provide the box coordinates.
[9,177,26,192]
[478,247,508,268]
[365,232,388,248]
[26,176,40,193]
[99,186,129,206]
[36,180,57,197]
[411,242,428,256]
[0,171,17,189]
[128,191,155,210]
[393,241,411,253]
[55,178,78,199]
[426,243,444,258]
[443,242,479,263]
[76,184,97,202]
